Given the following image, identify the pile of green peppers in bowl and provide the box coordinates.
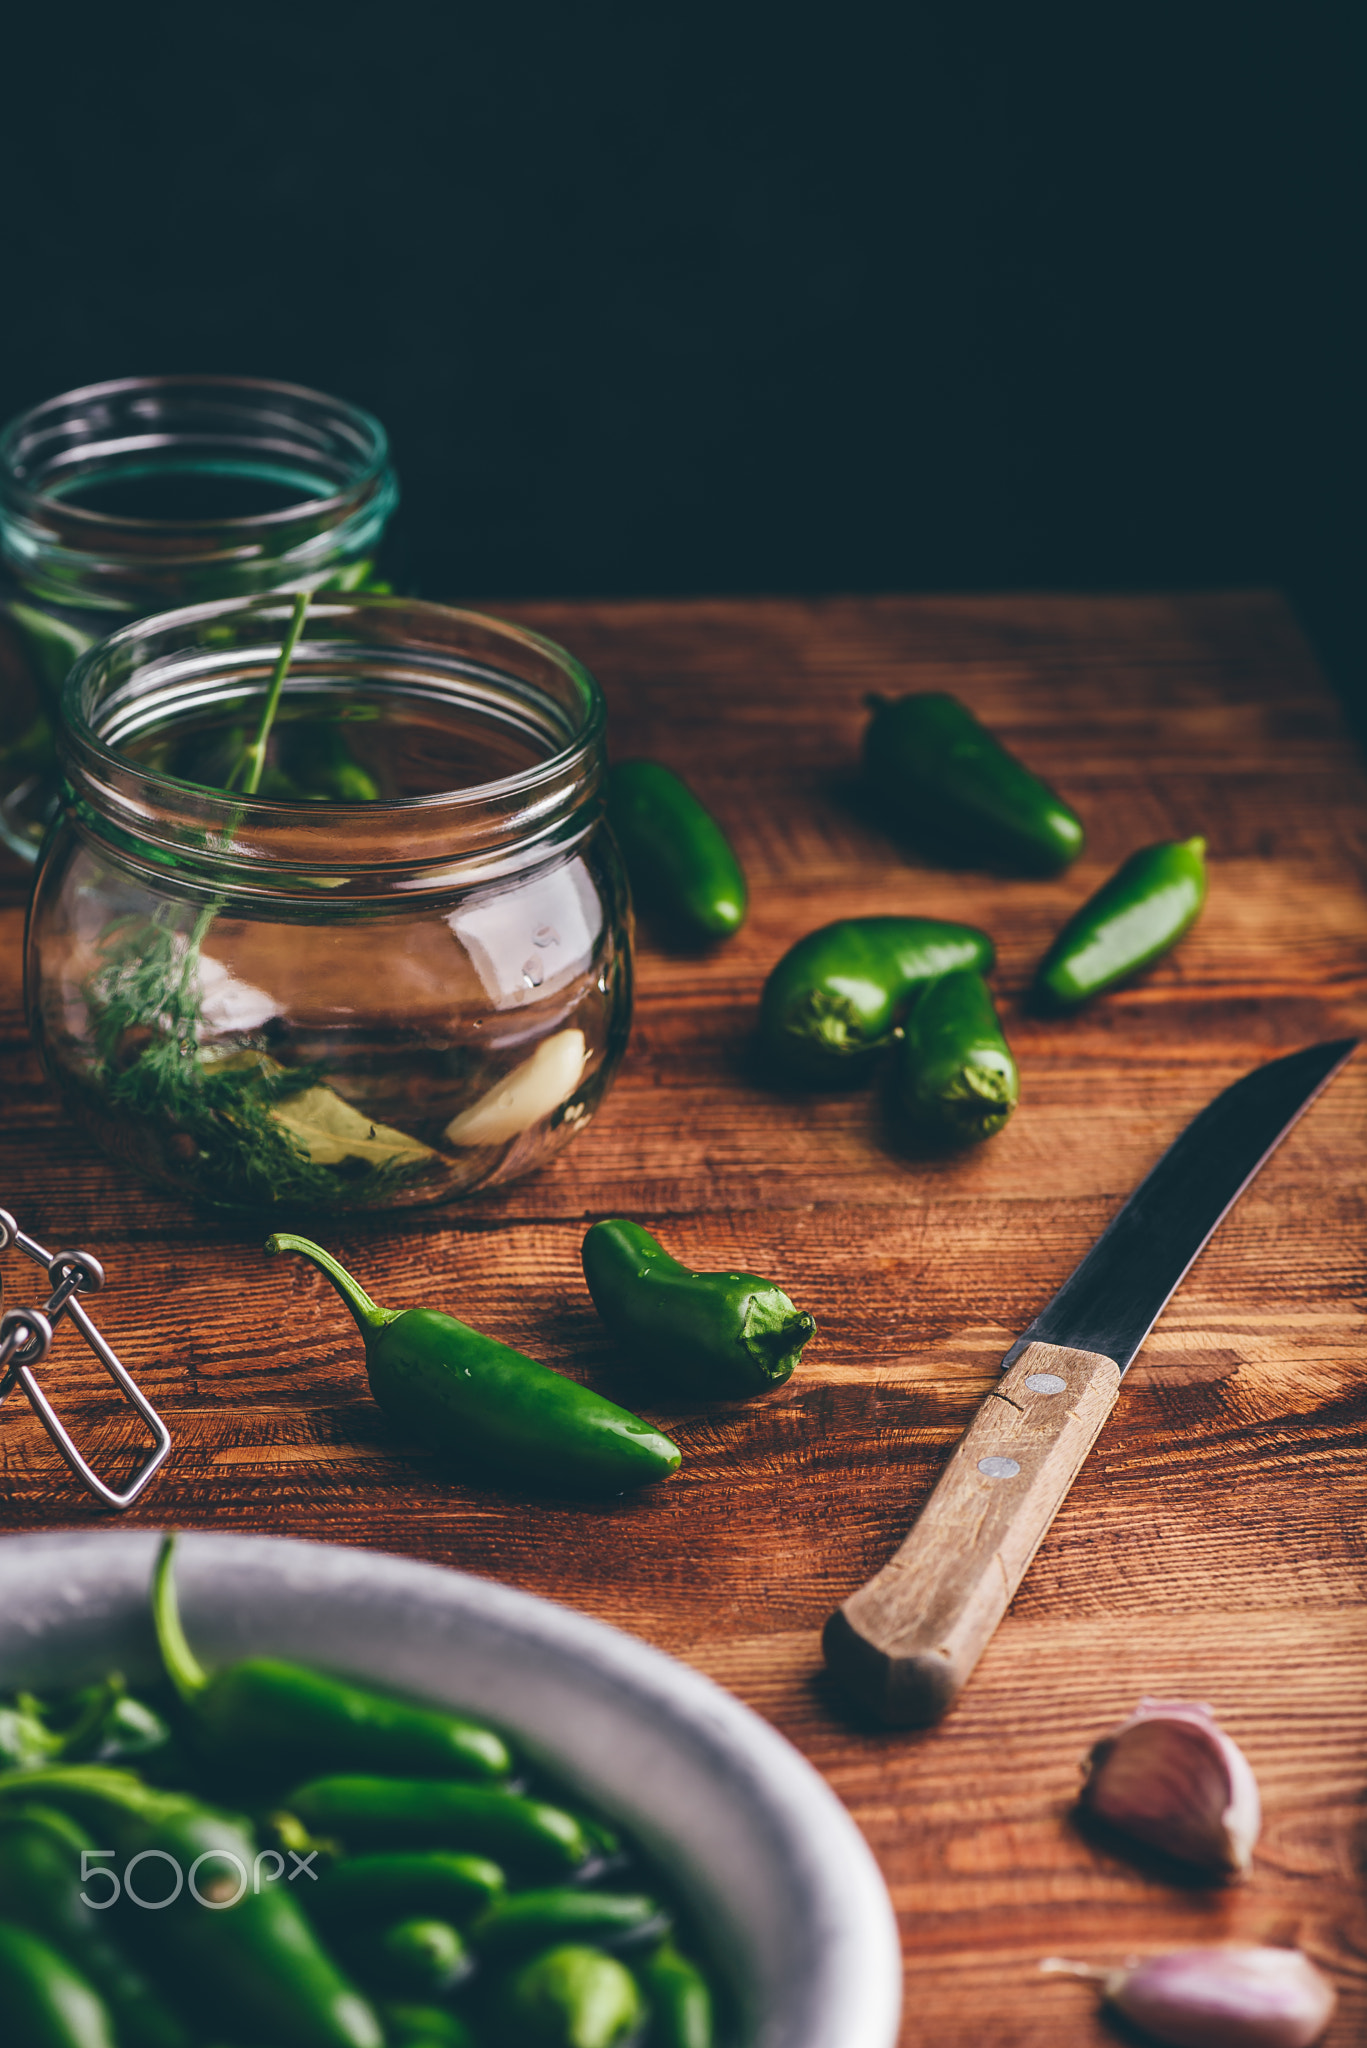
[0,1539,717,2048]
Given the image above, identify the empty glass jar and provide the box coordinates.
[0,375,398,859]
[26,597,632,1211]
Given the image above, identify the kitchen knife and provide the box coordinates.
[823,1037,1358,1726]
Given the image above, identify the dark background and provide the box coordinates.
[2,3,1360,702]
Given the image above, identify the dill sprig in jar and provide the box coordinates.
[25,597,632,1211]
[0,375,398,859]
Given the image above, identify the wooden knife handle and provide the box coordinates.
[822,1341,1121,1725]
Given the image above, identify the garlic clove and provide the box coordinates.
[444,1029,588,1147]
[1107,1945,1336,2048]
[1081,1697,1261,1876]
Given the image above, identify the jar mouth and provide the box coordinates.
[0,377,397,611]
[59,595,607,902]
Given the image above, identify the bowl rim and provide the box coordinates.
[0,1528,903,2048]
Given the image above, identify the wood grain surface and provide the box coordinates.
[2,591,1366,2044]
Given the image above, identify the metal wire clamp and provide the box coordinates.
[0,1207,171,1510]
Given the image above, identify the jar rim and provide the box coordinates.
[0,377,398,610]
[57,594,607,901]
[1,375,392,529]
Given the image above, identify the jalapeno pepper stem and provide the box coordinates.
[151,1532,209,1703]
[745,1311,817,1374]
[265,1232,402,1337]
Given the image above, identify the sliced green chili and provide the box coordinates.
[862,691,1084,874]
[759,915,995,1084]
[265,1234,681,1493]
[1033,836,1207,1008]
[894,969,1019,1147]
[583,1220,815,1395]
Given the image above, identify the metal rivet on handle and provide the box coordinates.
[1025,1372,1067,1394]
[978,1455,1021,1478]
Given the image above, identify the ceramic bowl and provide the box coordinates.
[0,1530,902,2048]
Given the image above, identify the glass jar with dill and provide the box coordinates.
[0,375,399,861]
[25,596,632,1212]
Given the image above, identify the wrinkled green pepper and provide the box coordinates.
[266,1234,681,1494]
[862,691,1084,874]
[488,1942,644,2048]
[582,1220,815,1395]
[151,1534,510,1784]
[607,759,747,941]
[471,1887,670,1966]
[894,969,1019,1147]
[759,915,994,1084]
[286,1777,604,1881]
[0,1804,190,2048]
[1033,836,1207,1008]
[0,1768,381,2048]
[637,1940,715,2048]
[0,1918,116,2048]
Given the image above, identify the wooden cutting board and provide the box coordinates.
[2,591,1365,2044]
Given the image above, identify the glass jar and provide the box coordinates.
[26,597,632,1212]
[0,375,399,861]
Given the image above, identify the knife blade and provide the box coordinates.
[823,1037,1358,1726]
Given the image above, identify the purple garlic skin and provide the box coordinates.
[1108,1945,1337,2048]
[1081,1697,1261,1877]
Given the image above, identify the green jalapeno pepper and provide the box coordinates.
[0,1919,116,2048]
[471,1888,670,1966]
[310,1851,506,1929]
[0,1768,382,2048]
[606,760,747,941]
[265,1235,681,1494]
[379,2005,475,2048]
[286,1778,604,1881]
[636,1940,714,2048]
[151,1535,510,1785]
[862,691,1085,874]
[894,969,1019,1147]
[488,1942,645,2048]
[1032,836,1207,1008]
[0,1804,191,2048]
[353,1917,470,1998]
[582,1220,816,1396]
[759,915,995,1084]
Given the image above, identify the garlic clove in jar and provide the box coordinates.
[1042,1945,1337,2048]
[1081,1697,1261,1876]
[445,1029,588,1147]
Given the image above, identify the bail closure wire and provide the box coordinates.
[0,1206,171,1509]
